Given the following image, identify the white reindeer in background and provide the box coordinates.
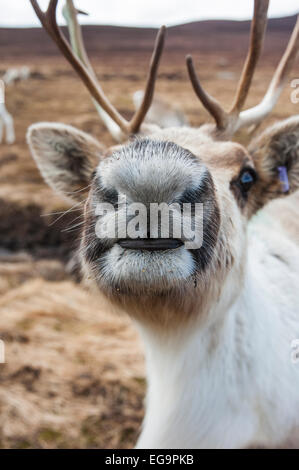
[28,0,299,448]
[0,66,31,144]
[2,66,31,85]
[0,80,15,144]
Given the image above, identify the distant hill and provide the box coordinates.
[0,15,298,60]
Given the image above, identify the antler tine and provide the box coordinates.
[62,0,124,141]
[238,15,299,131]
[186,55,228,130]
[268,15,299,98]
[230,0,269,114]
[31,0,63,42]
[129,25,166,133]
[64,0,92,71]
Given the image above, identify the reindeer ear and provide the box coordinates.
[249,116,299,209]
[27,123,105,203]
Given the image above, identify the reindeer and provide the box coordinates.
[2,66,31,85]
[0,66,31,145]
[0,81,15,145]
[27,0,299,448]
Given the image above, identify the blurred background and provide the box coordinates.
[0,0,298,449]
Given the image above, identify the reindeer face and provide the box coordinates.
[27,117,299,319]
[23,127,249,307]
[27,116,299,319]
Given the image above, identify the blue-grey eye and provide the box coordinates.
[239,169,256,192]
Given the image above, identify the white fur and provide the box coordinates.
[0,103,15,144]
[135,201,299,448]
[2,66,31,85]
[0,66,31,145]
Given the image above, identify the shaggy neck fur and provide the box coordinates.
[134,211,299,449]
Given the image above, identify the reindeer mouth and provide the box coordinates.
[117,238,184,251]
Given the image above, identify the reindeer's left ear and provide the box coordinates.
[27,123,105,203]
[249,116,299,209]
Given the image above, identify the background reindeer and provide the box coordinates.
[3,66,31,86]
[0,80,15,145]
[0,66,31,145]
[27,0,299,449]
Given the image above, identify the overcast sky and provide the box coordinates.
[0,0,298,28]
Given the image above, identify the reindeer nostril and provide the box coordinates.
[178,172,213,204]
[95,175,119,205]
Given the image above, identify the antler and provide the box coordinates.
[238,15,299,130]
[30,0,166,140]
[62,0,123,141]
[186,0,299,136]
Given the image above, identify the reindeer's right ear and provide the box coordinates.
[248,116,299,210]
[27,123,105,203]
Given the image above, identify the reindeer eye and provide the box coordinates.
[238,169,256,192]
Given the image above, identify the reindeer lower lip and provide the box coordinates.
[118,238,184,251]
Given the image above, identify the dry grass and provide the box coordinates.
[0,20,298,448]
[0,275,144,449]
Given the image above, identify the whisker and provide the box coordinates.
[62,220,86,233]
[48,200,86,226]
[41,206,83,217]
[64,183,92,196]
